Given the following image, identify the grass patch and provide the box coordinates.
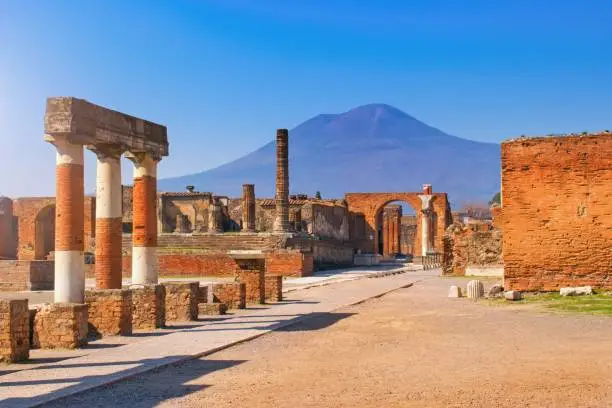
[485,292,612,316]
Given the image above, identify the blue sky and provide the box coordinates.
[1,0,611,196]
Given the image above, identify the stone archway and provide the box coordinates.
[345,188,451,255]
[35,205,55,260]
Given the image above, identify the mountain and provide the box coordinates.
[158,104,500,206]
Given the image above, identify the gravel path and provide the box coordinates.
[43,276,612,407]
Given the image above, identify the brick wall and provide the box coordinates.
[442,223,502,276]
[0,260,53,291]
[0,299,29,363]
[502,133,612,291]
[265,251,314,277]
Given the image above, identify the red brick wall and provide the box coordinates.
[502,133,612,291]
[265,251,313,277]
[0,260,54,291]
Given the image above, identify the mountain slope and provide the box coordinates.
[158,104,500,205]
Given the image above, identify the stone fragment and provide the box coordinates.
[85,288,132,337]
[560,286,593,296]
[466,280,484,300]
[504,290,522,301]
[198,303,228,316]
[130,284,165,330]
[487,284,504,297]
[448,285,462,298]
[163,281,199,322]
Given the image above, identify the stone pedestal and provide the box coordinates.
[85,289,132,337]
[32,303,88,349]
[264,275,283,302]
[211,283,246,310]
[0,299,29,363]
[163,282,198,322]
[236,270,265,304]
[198,303,228,316]
[130,284,166,330]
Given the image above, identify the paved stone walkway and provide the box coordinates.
[0,268,434,408]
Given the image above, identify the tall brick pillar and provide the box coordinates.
[0,197,14,259]
[52,139,85,303]
[128,153,158,284]
[92,148,123,289]
[273,128,290,233]
[241,184,256,232]
[418,184,433,256]
[209,198,223,233]
[382,213,390,256]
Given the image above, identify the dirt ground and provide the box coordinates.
[44,276,612,408]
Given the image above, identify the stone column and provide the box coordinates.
[418,184,433,256]
[128,153,158,284]
[273,129,290,233]
[382,212,390,256]
[92,148,123,289]
[209,198,223,233]
[241,184,256,232]
[53,139,85,303]
[390,216,397,255]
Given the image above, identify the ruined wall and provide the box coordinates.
[400,215,417,255]
[303,203,350,241]
[0,197,16,259]
[0,260,54,291]
[502,133,612,290]
[442,223,502,276]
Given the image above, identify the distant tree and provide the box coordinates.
[315,191,322,200]
[489,192,501,206]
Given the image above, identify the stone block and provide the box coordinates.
[163,281,199,322]
[448,285,462,298]
[487,284,504,297]
[129,284,165,330]
[33,303,88,349]
[466,280,484,300]
[264,275,283,302]
[504,290,522,301]
[0,299,29,363]
[198,303,228,316]
[560,286,593,296]
[236,269,265,304]
[85,289,132,337]
[212,282,246,310]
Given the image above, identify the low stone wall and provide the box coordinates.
[442,223,503,276]
[264,275,283,302]
[211,283,246,309]
[85,289,132,337]
[0,299,29,363]
[32,303,88,349]
[0,260,54,291]
[163,282,199,322]
[265,251,314,277]
[285,237,355,268]
[236,270,265,304]
[130,284,165,330]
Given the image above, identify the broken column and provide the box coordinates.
[91,147,123,289]
[418,184,433,256]
[293,208,302,232]
[209,198,223,233]
[242,184,256,232]
[51,138,85,303]
[128,153,159,284]
[273,128,290,233]
[382,212,390,256]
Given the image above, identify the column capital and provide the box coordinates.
[126,152,159,178]
[87,144,124,160]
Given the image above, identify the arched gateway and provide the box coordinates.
[345,185,452,256]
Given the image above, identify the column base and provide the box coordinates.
[32,303,88,349]
[0,299,29,363]
[162,282,199,322]
[85,289,132,337]
[129,284,166,330]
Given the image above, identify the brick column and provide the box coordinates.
[241,184,256,232]
[273,128,290,233]
[382,213,390,255]
[209,198,223,233]
[293,208,302,232]
[53,139,85,303]
[128,153,158,284]
[93,149,123,289]
[390,216,397,255]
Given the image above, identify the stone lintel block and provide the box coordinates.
[129,284,166,330]
[264,275,283,302]
[198,303,228,316]
[162,281,199,322]
[33,303,88,349]
[85,288,133,337]
[0,299,30,363]
[236,269,265,305]
[212,283,246,310]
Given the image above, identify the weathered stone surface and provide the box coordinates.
[466,280,484,300]
[448,285,462,298]
[504,290,522,301]
[502,133,612,291]
[264,275,283,302]
[488,284,504,297]
[130,284,165,330]
[198,303,228,316]
[197,285,208,304]
[560,286,594,297]
[0,299,29,363]
[211,282,246,310]
[236,269,265,304]
[163,281,198,322]
[33,303,88,349]
[442,222,502,276]
[85,289,132,337]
